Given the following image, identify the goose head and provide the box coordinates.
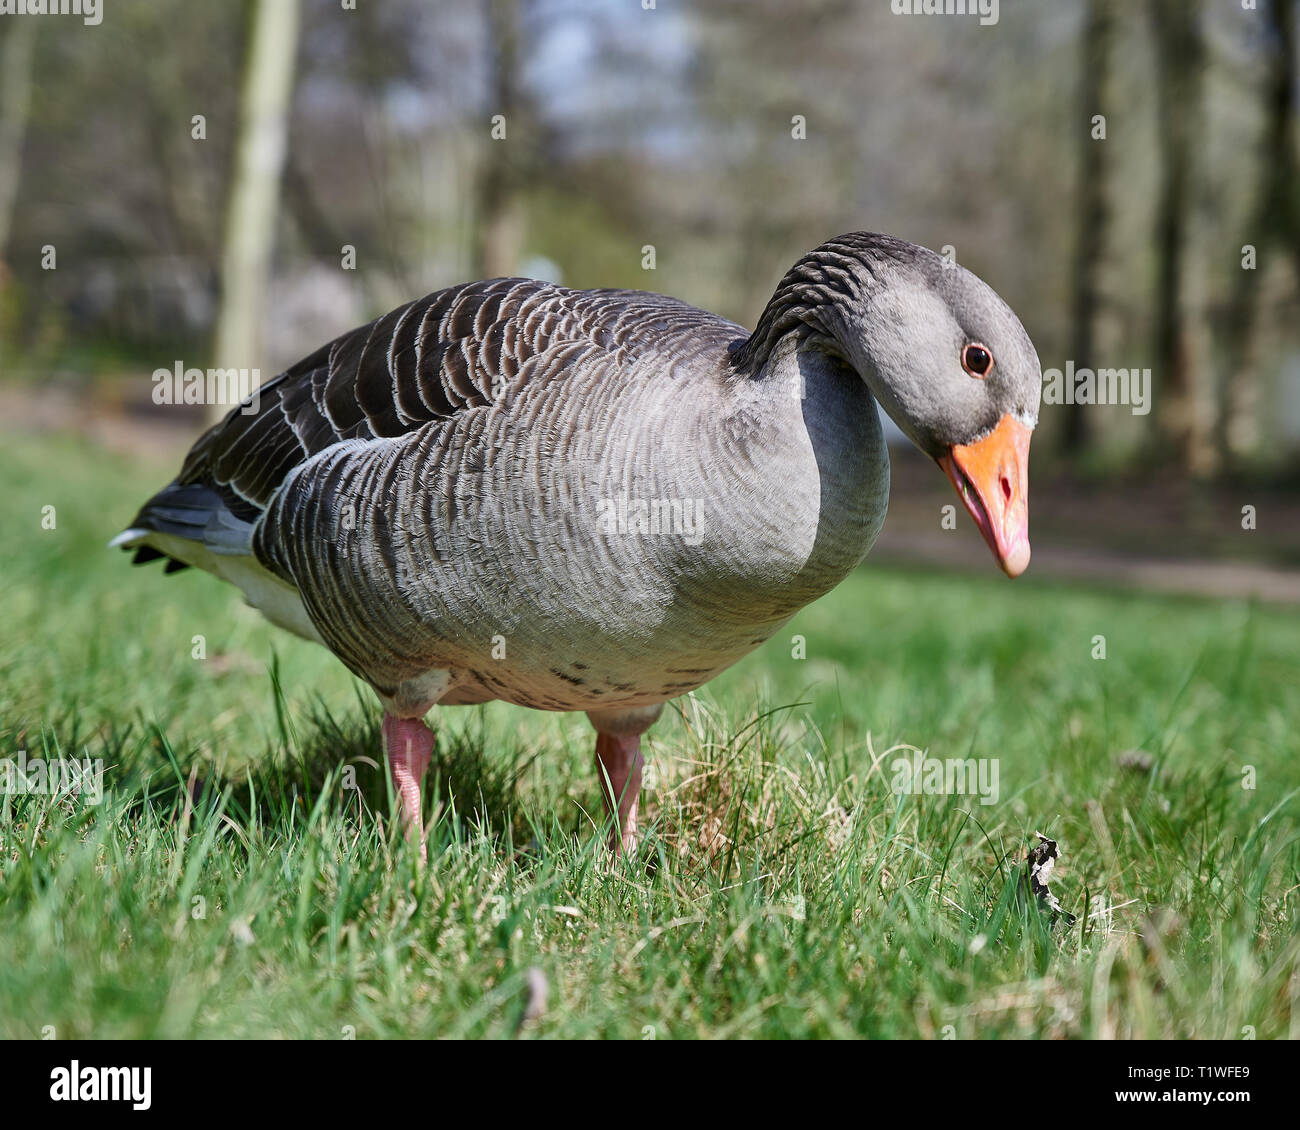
[738,232,1042,577]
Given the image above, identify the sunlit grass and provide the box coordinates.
[1,433,1297,1038]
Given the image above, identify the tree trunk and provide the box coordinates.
[474,0,524,279]
[1149,0,1213,475]
[210,0,301,420]
[0,19,37,278]
[1218,0,1299,468]
[1063,0,1119,456]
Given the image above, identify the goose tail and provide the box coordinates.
[110,481,254,574]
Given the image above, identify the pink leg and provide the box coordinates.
[588,704,663,855]
[381,713,434,860]
[595,732,644,855]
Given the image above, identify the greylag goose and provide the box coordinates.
[113,233,1041,855]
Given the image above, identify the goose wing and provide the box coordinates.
[114,277,731,565]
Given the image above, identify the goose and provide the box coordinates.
[113,232,1041,856]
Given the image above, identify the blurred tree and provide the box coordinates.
[1150,0,1213,475]
[688,0,862,322]
[0,19,37,283]
[1063,0,1119,457]
[1,0,1297,478]
[475,0,526,278]
[1218,0,1299,470]
[211,0,302,419]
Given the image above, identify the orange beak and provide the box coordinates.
[937,414,1032,578]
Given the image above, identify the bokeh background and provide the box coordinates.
[1,0,1299,589]
[2,1,1300,1043]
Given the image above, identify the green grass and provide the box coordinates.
[1,433,1297,1039]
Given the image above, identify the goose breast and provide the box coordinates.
[256,310,888,711]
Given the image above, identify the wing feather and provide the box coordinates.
[115,278,741,590]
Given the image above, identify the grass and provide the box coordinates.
[1,431,1298,1039]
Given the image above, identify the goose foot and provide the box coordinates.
[594,732,644,855]
[381,713,434,861]
[588,704,663,856]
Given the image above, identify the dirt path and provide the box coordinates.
[871,531,1300,603]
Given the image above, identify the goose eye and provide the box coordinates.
[962,343,993,378]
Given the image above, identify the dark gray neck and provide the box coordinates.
[729,233,919,376]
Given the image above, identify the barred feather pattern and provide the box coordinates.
[729,232,921,373]
[123,257,901,713]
